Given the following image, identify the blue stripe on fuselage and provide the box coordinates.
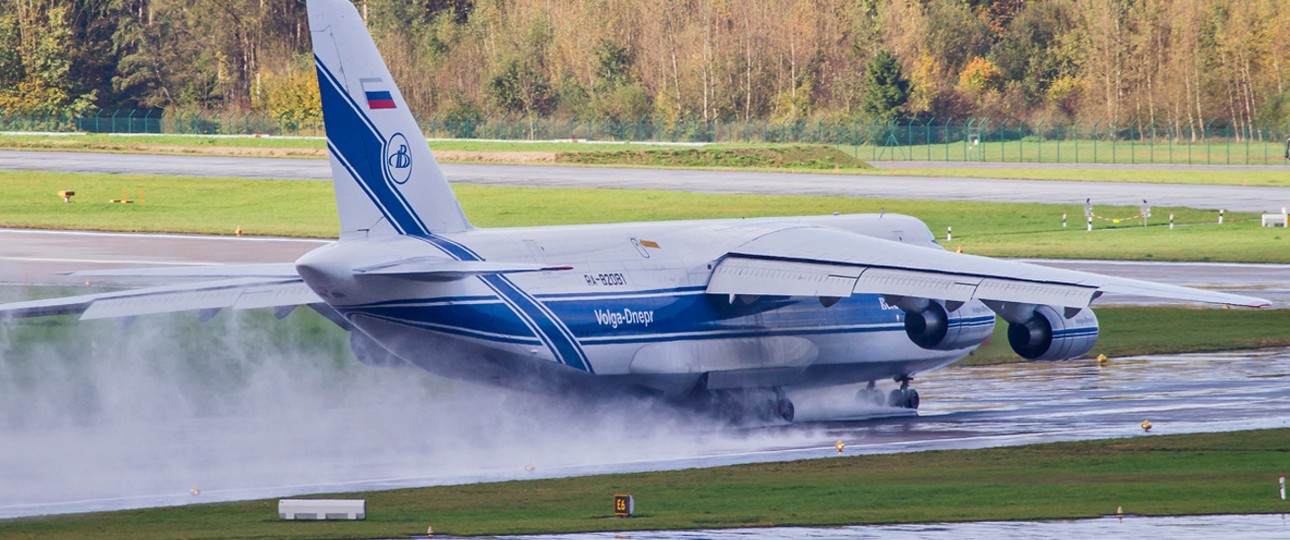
[316,56,592,372]
[348,292,985,351]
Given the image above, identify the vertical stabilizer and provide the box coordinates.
[307,0,472,238]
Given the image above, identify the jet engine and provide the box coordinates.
[1006,305,1099,361]
[349,331,404,367]
[896,298,995,351]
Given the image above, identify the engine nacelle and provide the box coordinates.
[1007,305,1099,361]
[901,300,996,351]
[349,331,405,367]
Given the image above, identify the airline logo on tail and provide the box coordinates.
[384,133,412,185]
[361,77,396,110]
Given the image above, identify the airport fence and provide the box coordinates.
[2,109,1288,165]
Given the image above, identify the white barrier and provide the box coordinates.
[278,499,366,520]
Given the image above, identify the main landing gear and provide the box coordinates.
[888,375,920,410]
[705,387,795,424]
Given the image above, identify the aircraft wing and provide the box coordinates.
[706,227,1271,308]
[69,263,302,280]
[0,269,320,321]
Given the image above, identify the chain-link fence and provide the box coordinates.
[3,109,1288,165]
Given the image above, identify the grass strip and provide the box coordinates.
[4,135,1289,187]
[3,428,1288,539]
[557,145,871,170]
[963,306,1290,366]
[2,171,1286,262]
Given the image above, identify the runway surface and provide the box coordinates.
[2,323,1287,519]
[501,515,1290,540]
[2,150,1289,212]
[1,229,1289,519]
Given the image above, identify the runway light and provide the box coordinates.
[835,440,845,454]
[235,226,243,237]
[1280,473,1285,500]
[190,487,200,497]
[1097,354,1108,366]
[524,463,536,473]
[1141,420,1152,432]
[427,524,434,536]
[1116,505,1124,522]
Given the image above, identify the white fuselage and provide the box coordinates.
[296,213,994,396]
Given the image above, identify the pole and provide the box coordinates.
[1219,209,1225,224]
[1087,215,1093,232]
[1063,212,1068,228]
[946,226,952,242]
[1169,212,1174,230]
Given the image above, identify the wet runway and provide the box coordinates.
[2,316,1287,520]
[2,150,1289,212]
[496,514,1290,539]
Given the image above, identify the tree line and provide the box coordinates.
[2,0,1288,136]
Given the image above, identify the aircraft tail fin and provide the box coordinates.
[307,0,472,238]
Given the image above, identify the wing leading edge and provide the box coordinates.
[706,227,1270,309]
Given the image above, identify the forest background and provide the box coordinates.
[1,0,1289,138]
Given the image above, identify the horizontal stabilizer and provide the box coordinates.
[708,227,1270,309]
[354,257,573,281]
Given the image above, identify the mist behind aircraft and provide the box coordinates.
[0,285,828,517]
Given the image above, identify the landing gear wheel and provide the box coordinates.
[856,381,885,406]
[775,398,795,422]
[888,375,920,409]
[887,388,920,409]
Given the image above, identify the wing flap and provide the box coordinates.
[706,258,859,298]
[852,268,980,303]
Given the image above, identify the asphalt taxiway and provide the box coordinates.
[2,150,1288,212]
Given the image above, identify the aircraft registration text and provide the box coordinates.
[584,273,627,287]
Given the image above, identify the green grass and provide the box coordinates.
[965,306,1290,366]
[3,428,1288,539]
[846,137,1290,166]
[875,165,1290,188]
[3,170,1286,262]
[558,145,872,170]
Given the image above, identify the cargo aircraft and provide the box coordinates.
[0,0,1269,422]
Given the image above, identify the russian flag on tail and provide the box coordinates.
[360,77,396,110]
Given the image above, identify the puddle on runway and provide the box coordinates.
[486,514,1290,540]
